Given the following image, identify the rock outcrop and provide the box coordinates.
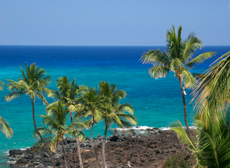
[8,128,191,168]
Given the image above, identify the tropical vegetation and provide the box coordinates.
[75,86,103,167]
[0,115,13,138]
[99,81,138,168]
[34,102,86,168]
[0,81,13,138]
[5,63,56,168]
[172,51,230,168]
[47,76,87,168]
[3,26,230,168]
[140,25,214,138]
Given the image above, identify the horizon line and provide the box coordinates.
[0,45,230,47]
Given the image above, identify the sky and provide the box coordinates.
[0,0,229,46]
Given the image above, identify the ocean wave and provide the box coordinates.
[6,160,16,164]
[19,147,30,151]
[113,125,197,132]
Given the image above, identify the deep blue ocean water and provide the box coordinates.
[0,46,229,167]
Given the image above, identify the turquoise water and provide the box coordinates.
[0,46,229,167]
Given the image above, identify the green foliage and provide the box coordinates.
[5,63,51,103]
[0,80,4,90]
[163,151,196,168]
[192,51,230,112]
[99,81,137,128]
[74,87,103,125]
[48,76,87,108]
[34,102,86,152]
[0,116,13,138]
[172,110,230,168]
[140,25,214,89]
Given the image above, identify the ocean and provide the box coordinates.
[0,46,229,167]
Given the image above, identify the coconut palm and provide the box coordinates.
[172,107,230,168]
[140,25,214,138]
[47,76,88,168]
[192,51,230,114]
[48,76,88,122]
[5,63,55,167]
[34,102,86,168]
[99,81,137,168]
[75,87,103,168]
[0,116,13,138]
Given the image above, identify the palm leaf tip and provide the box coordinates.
[0,116,14,138]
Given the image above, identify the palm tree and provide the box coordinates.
[99,81,137,168]
[5,63,56,168]
[172,108,230,168]
[47,76,88,168]
[0,116,13,138]
[48,76,88,122]
[75,87,103,168]
[140,25,214,138]
[34,102,86,168]
[192,51,230,114]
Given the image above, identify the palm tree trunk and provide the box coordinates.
[90,119,94,148]
[61,138,68,168]
[91,118,101,168]
[76,138,84,168]
[69,112,84,168]
[69,112,73,123]
[31,98,56,168]
[102,124,108,168]
[178,77,191,139]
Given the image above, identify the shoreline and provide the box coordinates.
[6,127,194,168]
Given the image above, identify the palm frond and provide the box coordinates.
[187,52,215,68]
[172,121,198,152]
[149,65,170,79]
[182,69,196,89]
[33,127,53,139]
[0,81,4,90]
[115,113,137,125]
[0,116,13,138]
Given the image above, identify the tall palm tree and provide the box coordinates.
[0,116,13,138]
[47,76,88,168]
[140,25,214,138]
[75,87,103,168]
[34,102,86,168]
[5,63,56,168]
[99,81,137,168]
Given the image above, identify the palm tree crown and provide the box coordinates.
[47,76,88,122]
[5,63,51,103]
[141,25,214,88]
[99,81,137,128]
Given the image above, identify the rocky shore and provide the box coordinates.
[7,128,192,168]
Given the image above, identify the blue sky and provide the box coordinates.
[0,0,229,46]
